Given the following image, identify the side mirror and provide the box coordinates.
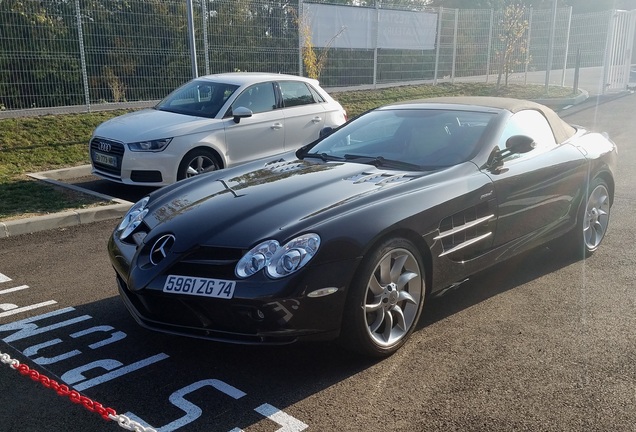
[319,127,334,138]
[505,135,536,154]
[232,106,253,124]
[488,135,536,173]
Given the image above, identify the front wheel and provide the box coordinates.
[177,148,221,181]
[339,238,426,357]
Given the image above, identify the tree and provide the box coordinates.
[0,0,81,109]
[495,3,529,90]
[289,7,344,80]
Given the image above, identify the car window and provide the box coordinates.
[279,81,317,107]
[498,110,557,159]
[308,109,494,169]
[232,83,277,114]
[156,80,238,118]
[308,85,326,103]
[349,116,402,143]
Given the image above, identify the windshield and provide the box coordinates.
[155,80,239,118]
[305,108,495,169]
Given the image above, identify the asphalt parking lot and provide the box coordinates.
[0,93,634,431]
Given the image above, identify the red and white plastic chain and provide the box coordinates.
[0,349,157,432]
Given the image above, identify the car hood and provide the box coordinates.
[141,156,429,250]
[93,108,223,142]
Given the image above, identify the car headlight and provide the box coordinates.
[235,234,321,279]
[128,138,172,152]
[117,196,149,239]
[235,240,280,278]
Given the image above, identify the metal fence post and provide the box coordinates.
[434,7,442,84]
[75,0,91,111]
[201,0,210,75]
[186,0,198,78]
[486,9,494,83]
[299,0,304,76]
[545,0,558,92]
[524,8,533,85]
[373,1,379,87]
[573,45,581,93]
[602,11,616,95]
[451,8,458,83]
[561,6,573,86]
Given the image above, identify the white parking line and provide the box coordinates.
[0,273,11,283]
[0,285,29,295]
[253,404,308,432]
[0,301,58,318]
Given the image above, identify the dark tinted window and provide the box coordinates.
[156,80,238,118]
[279,81,316,107]
[231,82,277,114]
[308,109,495,169]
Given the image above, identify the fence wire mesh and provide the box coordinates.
[0,0,630,112]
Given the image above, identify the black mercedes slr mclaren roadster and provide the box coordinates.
[109,97,617,357]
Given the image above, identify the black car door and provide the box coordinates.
[486,110,587,249]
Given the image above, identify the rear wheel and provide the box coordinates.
[339,238,425,357]
[555,177,610,258]
[580,178,611,256]
[177,148,221,181]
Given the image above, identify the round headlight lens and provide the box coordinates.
[282,249,302,273]
[267,234,321,279]
[117,196,149,239]
[235,234,321,279]
[235,240,280,278]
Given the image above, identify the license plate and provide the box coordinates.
[93,151,117,167]
[162,275,235,299]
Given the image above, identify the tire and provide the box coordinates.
[556,177,611,258]
[177,148,221,181]
[339,238,426,357]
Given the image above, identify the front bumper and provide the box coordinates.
[110,233,360,345]
[90,136,182,186]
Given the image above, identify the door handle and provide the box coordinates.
[271,122,283,130]
[311,116,322,123]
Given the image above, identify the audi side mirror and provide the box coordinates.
[232,106,253,124]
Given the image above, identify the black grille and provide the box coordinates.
[90,138,125,176]
[169,246,244,279]
[131,170,163,183]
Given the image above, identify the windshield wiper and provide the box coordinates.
[303,152,346,162]
[343,154,422,170]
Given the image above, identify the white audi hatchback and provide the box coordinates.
[89,73,347,186]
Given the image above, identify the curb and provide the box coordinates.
[532,88,589,110]
[26,164,131,204]
[1,165,132,239]
[0,203,132,238]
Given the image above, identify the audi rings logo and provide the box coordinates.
[150,234,176,265]
[97,141,112,152]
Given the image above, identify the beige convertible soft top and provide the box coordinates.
[391,96,577,145]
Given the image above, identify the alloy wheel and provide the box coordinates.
[363,248,423,348]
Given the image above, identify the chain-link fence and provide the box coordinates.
[0,0,631,113]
